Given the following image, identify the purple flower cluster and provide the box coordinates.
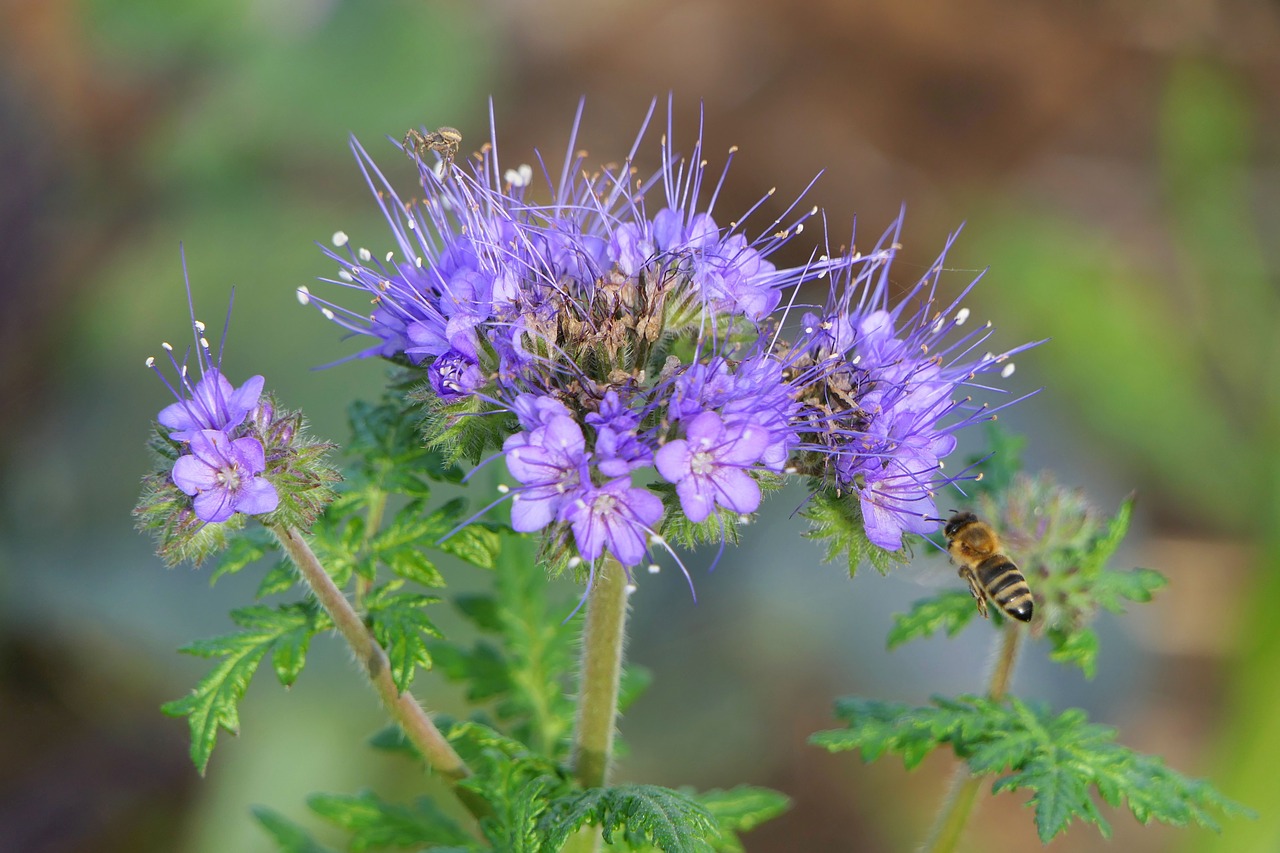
[150,290,279,524]
[311,102,1031,568]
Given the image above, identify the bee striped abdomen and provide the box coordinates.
[975,555,1034,622]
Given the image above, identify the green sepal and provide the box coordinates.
[801,490,907,577]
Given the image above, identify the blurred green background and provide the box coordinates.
[1,1,1277,851]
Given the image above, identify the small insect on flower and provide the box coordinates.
[403,126,463,169]
[943,511,1034,622]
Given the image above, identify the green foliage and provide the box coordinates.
[162,602,331,773]
[695,786,791,853]
[801,490,907,577]
[812,694,1250,843]
[417,390,514,467]
[364,583,444,692]
[886,591,981,649]
[252,806,337,853]
[540,785,719,852]
[307,790,472,850]
[965,423,1028,500]
[430,534,580,757]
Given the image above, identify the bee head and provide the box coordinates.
[943,511,978,538]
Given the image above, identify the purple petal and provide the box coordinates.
[234,476,279,515]
[228,436,267,474]
[654,439,691,483]
[193,488,236,523]
[172,454,216,495]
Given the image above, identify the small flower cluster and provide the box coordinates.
[147,300,279,524]
[309,102,1033,572]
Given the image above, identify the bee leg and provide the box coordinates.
[959,567,989,619]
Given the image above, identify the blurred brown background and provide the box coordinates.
[1,0,1278,850]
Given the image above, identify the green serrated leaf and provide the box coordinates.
[162,603,330,772]
[1093,567,1168,612]
[307,790,471,851]
[696,786,790,853]
[454,594,503,632]
[210,533,271,586]
[257,559,298,598]
[1046,626,1100,679]
[252,806,337,853]
[814,693,1252,843]
[365,588,443,692]
[540,785,719,853]
[887,592,980,649]
[1079,496,1134,577]
[383,547,446,588]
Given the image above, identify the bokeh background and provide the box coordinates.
[2,1,1278,851]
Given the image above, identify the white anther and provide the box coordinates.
[415,257,424,268]
[338,270,353,282]
[955,307,970,325]
[851,355,861,365]
[406,218,416,230]
[648,534,666,546]
[795,223,804,234]
[145,356,155,367]
[161,342,173,351]
[784,466,797,474]
[567,556,582,569]
[497,483,510,494]
[1001,362,1016,378]
[296,286,311,305]
[647,563,661,574]
[358,247,372,262]
[332,231,349,247]
[199,337,210,349]
[982,352,994,362]
[180,365,188,377]
[321,308,335,320]
[385,251,394,262]
[932,317,945,333]
[194,320,206,333]
[625,583,638,595]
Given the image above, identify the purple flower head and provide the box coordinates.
[784,220,1040,549]
[172,429,279,523]
[310,100,839,407]
[306,101,1037,576]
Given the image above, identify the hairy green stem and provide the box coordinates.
[920,624,1023,853]
[271,526,479,802]
[572,557,630,789]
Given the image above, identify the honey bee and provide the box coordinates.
[403,126,463,169]
[943,511,1034,623]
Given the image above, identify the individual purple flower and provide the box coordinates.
[558,478,663,567]
[172,429,279,523]
[428,349,483,400]
[157,369,265,442]
[586,391,652,478]
[503,413,588,533]
[655,411,768,522]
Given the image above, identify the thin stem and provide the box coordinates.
[920,624,1023,853]
[572,557,630,789]
[270,526,478,796]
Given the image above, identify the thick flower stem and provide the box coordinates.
[270,526,481,810]
[572,557,630,790]
[920,623,1023,853]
